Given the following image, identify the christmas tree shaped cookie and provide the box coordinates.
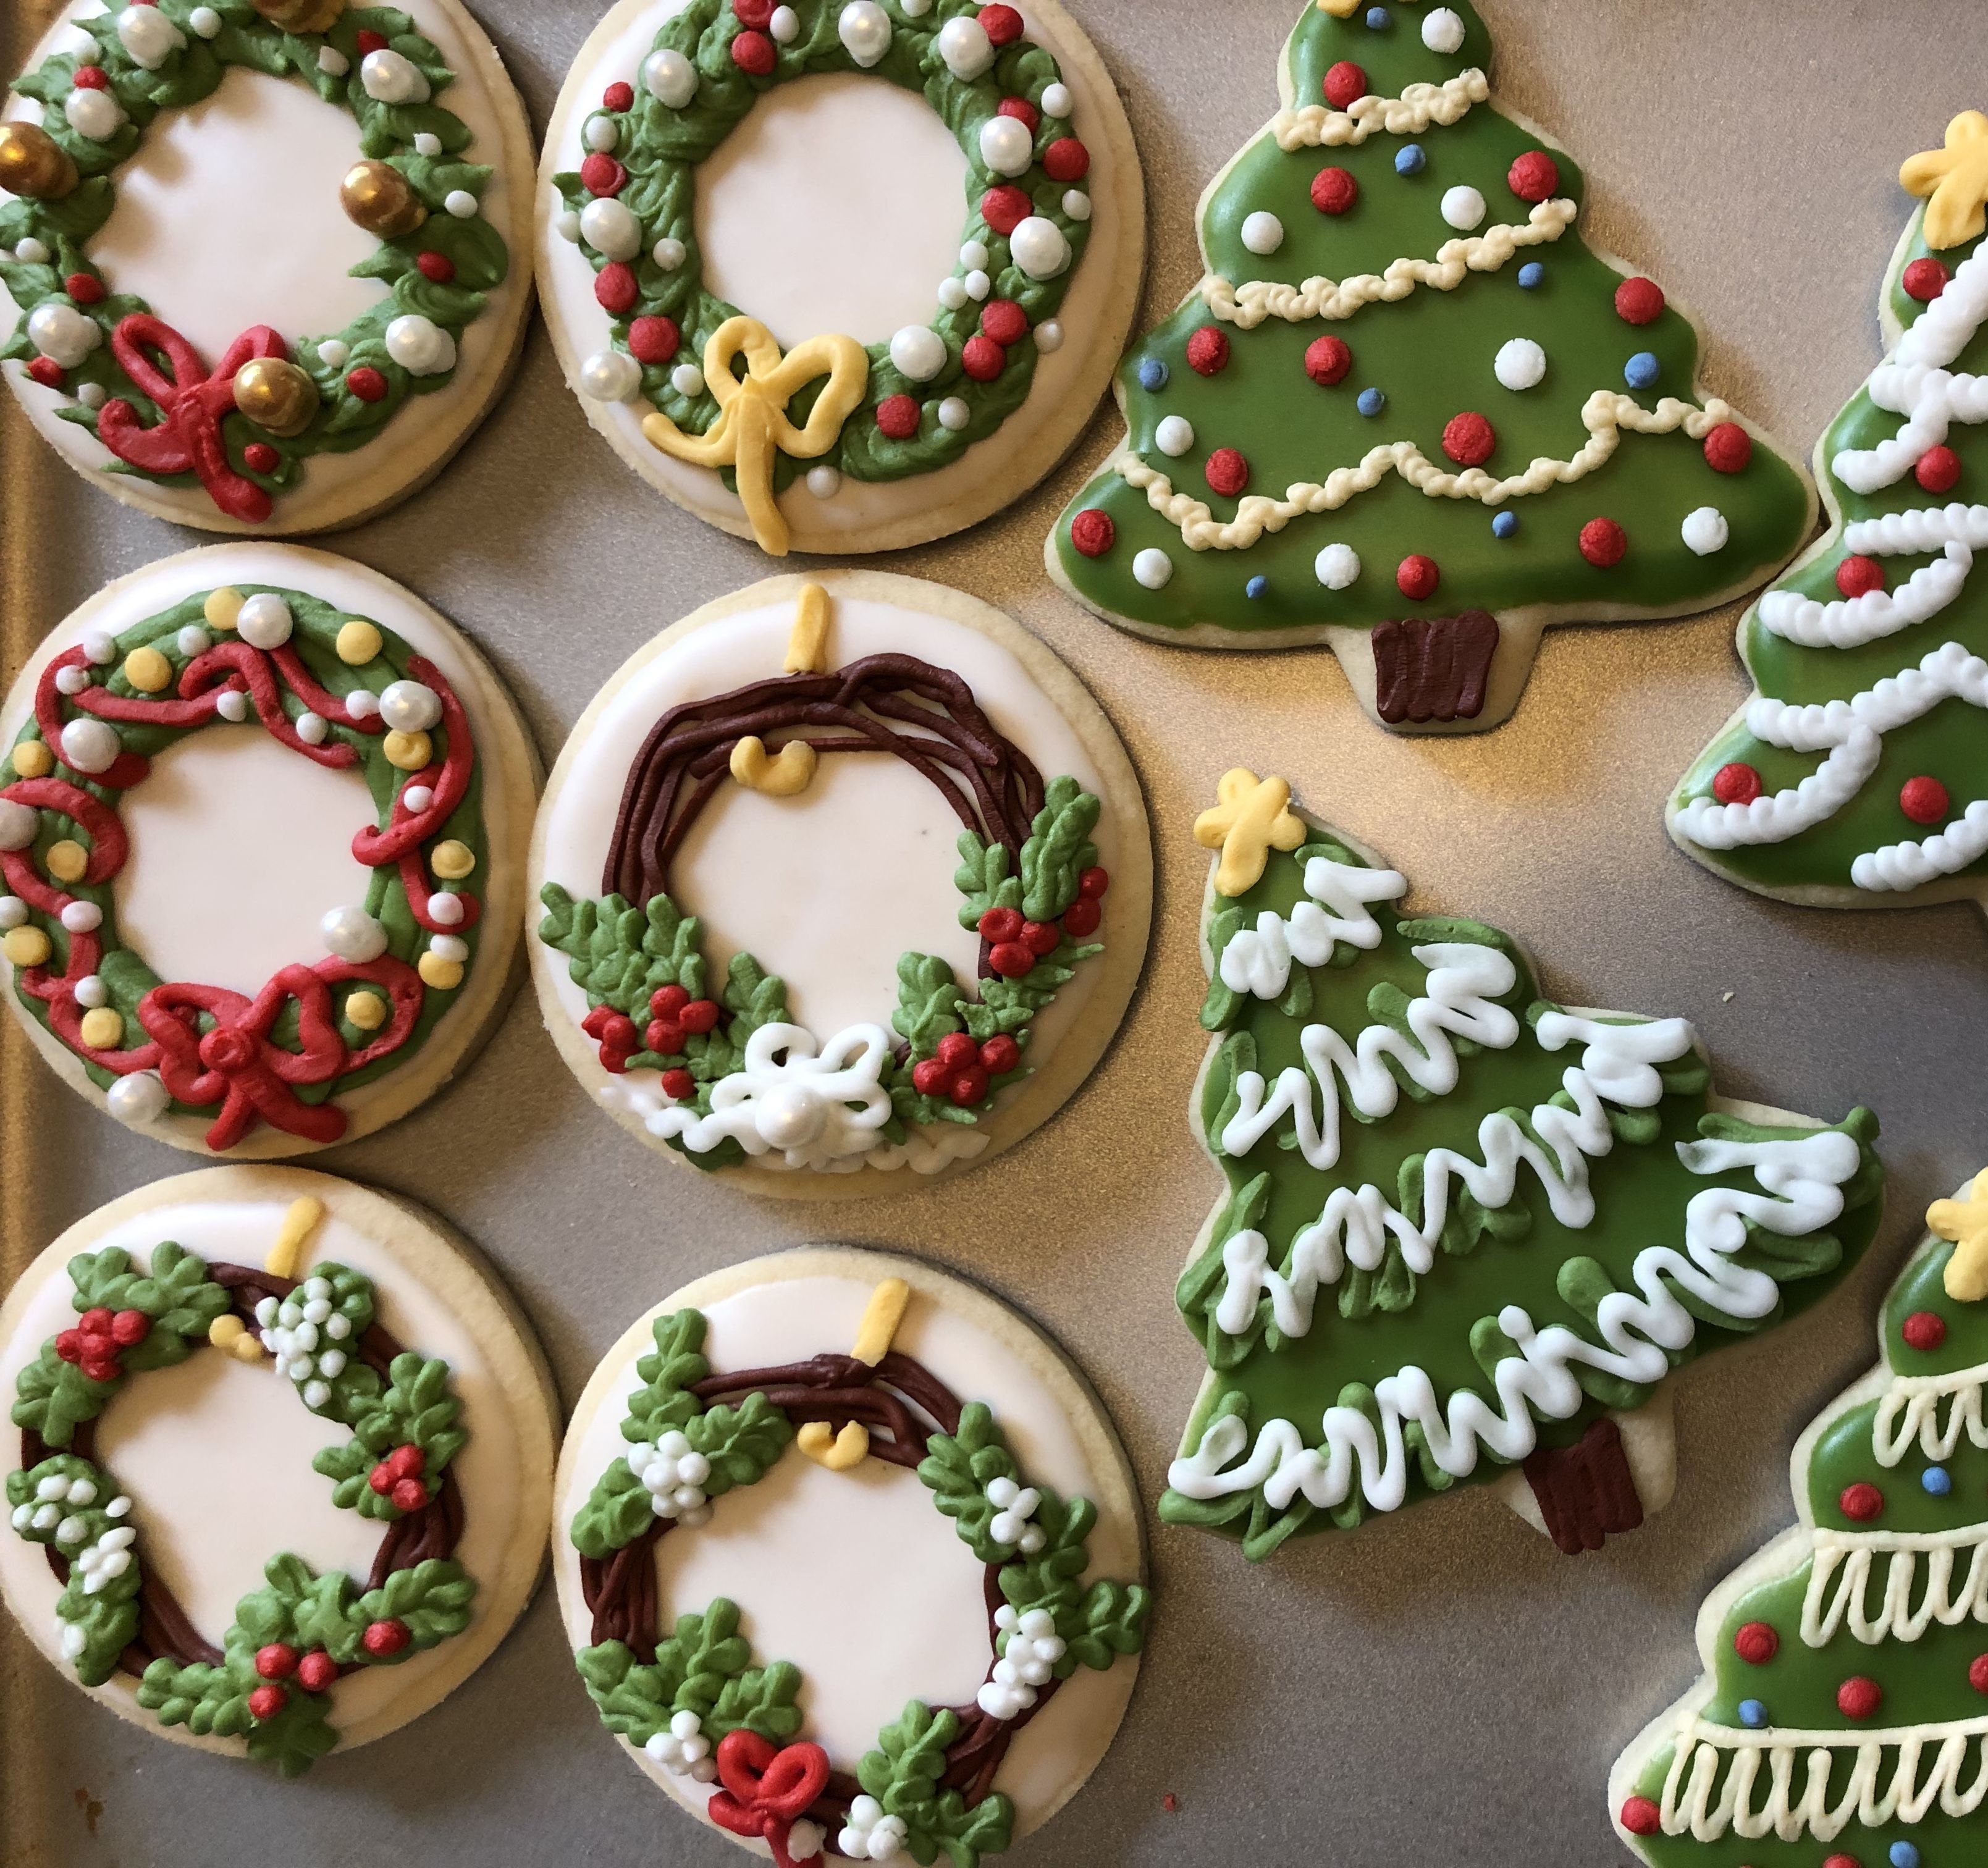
[1614,1172,1988,1867]
[1161,772,1884,1561]
[1049,0,1814,731]
[1671,115,1988,914]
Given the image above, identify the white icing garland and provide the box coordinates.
[1216,854,1409,1001]
[1803,1523,1988,1649]
[1874,1359,1988,1466]
[1271,68,1489,151]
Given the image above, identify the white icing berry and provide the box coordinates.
[74,975,107,1009]
[361,49,430,106]
[65,87,125,141]
[579,198,642,262]
[1035,320,1064,354]
[670,363,705,398]
[318,338,352,370]
[1010,217,1071,281]
[345,690,380,721]
[900,0,931,13]
[1494,337,1547,392]
[74,1525,135,1596]
[769,6,800,42]
[959,240,989,271]
[806,465,842,499]
[443,189,479,220]
[1422,7,1467,54]
[839,1,893,67]
[786,1821,827,1864]
[652,236,686,271]
[975,1605,1066,1719]
[584,116,619,154]
[1132,547,1174,591]
[1315,542,1362,589]
[429,933,469,964]
[295,712,329,747]
[979,115,1035,179]
[643,48,697,108]
[429,891,465,927]
[318,46,350,78]
[106,1071,170,1127]
[1681,506,1730,556]
[261,1286,353,1398]
[889,326,946,382]
[235,593,294,650]
[82,629,117,666]
[1241,211,1286,256]
[1063,188,1092,222]
[28,303,101,369]
[983,1475,1045,1552]
[1041,82,1073,120]
[402,784,435,814]
[937,277,969,312]
[579,350,641,402]
[60,901,103,933]
[14,238,49,266]
[117,4,186,69]
[379,679,442,733]
[553,209,581,244]
[937,15,993,79]
[938,397,971,432]
[644,1707,717,1782]
[0,801,35,852]
[215,689,249,723]
[59,718,120,775]
[75,382,106,410]
[188,7,222,39]
[322,905,389,963]
[56,666,91,696]
[962,269,992,301]
[626,1431,713,1525]
[415,133,444,158]
[839,1795,910,1862]
[1155,414,1195,457]
[176,625,210,657]
[384,314,457,377]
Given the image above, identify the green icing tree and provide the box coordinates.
[1160,772,1882,1561]
[1614,1173,1988,1867]
[1670,128,1988,913]
[1050,0,1812,730]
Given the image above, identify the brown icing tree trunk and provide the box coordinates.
[1522,1418,1645,1555]
[1371,612,1501,725]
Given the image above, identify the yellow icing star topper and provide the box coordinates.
[1929,1171,1988,1303]
[1194,769,1308,898]
[1902,111,1988,253]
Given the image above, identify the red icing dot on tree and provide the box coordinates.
[580,153,627,198]
[981,185,1031,235]
[1579,516,1627,568]
[1311,166,1358,216]
[247,1683,287,1720]
[1614,277,1666,326]
[1839,1481,1884,1522]
[1703,422,1753,474]
[65,272,104,306]
[1396,555,1440,601]
[877,393,921,440]
[1835,555,1885,598]
[980,4,1024,46]
[1733,1622,1779,1665]
[347,366,388,403]
[363,1618,411,1659]
[1442,412,1496,468]
[602,81,634,112]
[629,315,681,366]
[416,250,455,284]
[1916,444,1962,493]
[27,357,64,390]
[1507,150,1560,203]
[1187,327,1230,376]
[730,30,776,76]
[1971,1654,1988,1694]
[243,443,279,474]
[1070,508,1116,557]
[1902,1310,1947,1352]
[962,334,1005,382]
[1323,61,1368,110]
[735,0,773,25]
[1903,256,1951,302]
[1837,1676,1883,1720]
[1899,775,1950,825]
[1305,335,1352,386]
[72,65,109,90]
[297,1649,337,1693]
[981,299,1028,347]
[1205,447,1250,497]
[1043,138,1090,183]
[255,1643,298,1681]
[997,96,1039,133]
[595,261,638,315]
[1619,1797,1661,1837]
[1712,762,1764,806]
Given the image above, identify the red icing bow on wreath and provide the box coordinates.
[707,1731,830,1868]
[96,314,290,524]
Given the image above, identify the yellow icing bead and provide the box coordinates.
[344,989,389,1031]
[336,620,383,665]
[265,1196,326,1280]
[232,1332,267,1363]
[10,741,53,779]
[208,1315,246,1350]
[123,646,172,693]
[44,839,88,883]
[204,587,244,632]
[78,1007,124,1049]
[418,953,465,990]
[2,926,51,967]
[429,839,475,880]
[384,729,433,771]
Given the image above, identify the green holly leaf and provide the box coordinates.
[917,1404,1021,1562]
[993,1489,1093,1634]
[623,1308,714,1442]
[245,1683,340,1777]
[9,1346,116,1447]
[893,951,966,1054]
[953,830,1019,930]
[570,1457,656,1560]
[686,1391,791,1496]
[289,1570,368,1663]
[355,1558,476,1651]
[856,1697,959,1812]
[576,1640,674,1744]
[1018,777,1101,925]
[707,1660,804,1743]
[1058,1578,1152,1675]
[137,1655,254,1738]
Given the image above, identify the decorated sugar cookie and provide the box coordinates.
[0,1168,556,1773]
[537,0,1143,555]
[528,571,1150,1193]
[555,1248,1147,1866]
[1049,0,1814,732]
[1670,117,1988,914]
[1161,772,1884,1561]
[1613,1171,1988,1867]
[0,543,536,1156]
[0,0,534,533]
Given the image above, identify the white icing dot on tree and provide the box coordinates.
[888,326,947,382]
[1682,505,1730,556]
[770,6,800,42]
[1494,337,1547,391]
[444,190,479,220]
[1133,547,1174,590]
[1423,6,1467,54]
[0,896,27,929]
[117,4,185,69]
[1063,189,1093,222]
[1242,211,1286,256]
[1316,542,1362,589]
[580,198,642,261]
[318,339,352,370]
[61,900,103,933]
[937,277,968,312]
[187,6,222,38]
[580,350,641,402]
[1441,185,1487,231]
[838,1,892,67]
[979,116,1035,179]
[1010,218,1072,281]
[431,934,470,964]
[644,47,697,107]
[235,593,295,649]
[585,116,619,154]
[1156,414,1195,457]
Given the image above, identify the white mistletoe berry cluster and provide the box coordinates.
[984,1475,1044,1554]
[11,1467,129,1553]
[837,1794,909,1861]
[626,1430,712,1524]
[975,1605,1065,1720]
[643,1707,716,1782]
[73,1522,138,1599]
[256,1277,353,1408]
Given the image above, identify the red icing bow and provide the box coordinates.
[96,314,290,524]
[707,1732,830,1868]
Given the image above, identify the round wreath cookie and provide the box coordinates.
[0,542,537,1156]
[536,0,1143,556]
[0,1167,557,1773]
[554,1249,1148,1866]
[0,0,534,534]
[527,571,1150,1193]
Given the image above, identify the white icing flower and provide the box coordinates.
[838,1795,910,1861]
[644,1706,717,1781]
[984,1475,1045,1554]
[626,1430,713,1524]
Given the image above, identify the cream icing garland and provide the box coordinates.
[1270,67,1490,151]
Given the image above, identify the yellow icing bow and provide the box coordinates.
[641,318,869,557]
[797,1277,911,1473]
[1194,769,1308,898]
[1902,112,1988,253]
[1929,1172,1988,1303]
[730,736,817,796]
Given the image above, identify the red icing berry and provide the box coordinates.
[64,272,104,305]
[1069,508,1116,557]
[980,4,1024,46]
[1614,277,1666,326]
[980,1035,1021,1075]
[1078,867,1110,899]
[581,152,627,198]
[369,1460,397,1495]
[243,442,279,474]
[54,1329,85,1366]
[1619,1798,1662,1838]
[391,1477,429,1512]
[247,1684,287,1721]
[80,1308,113,1337]
[1396,555,1440,601]
[1442,411,1496,468]
[347,366,388,403]
[1835,555,1885,598]
[1822,1857,1863,1868]
[911,1057,951,1096]
[1703,422,1753,474]
[1839,1481,1885,1523]
[385,1445,424,1480]
[629,315,682,365]
[1902,1310,1948,1352]
[1733,1622,1779,1665]
[72,65,109,90]
[1062,898,1101,938]
[877,393,921,440]
[1043,138,1090,183]
[734,0,773,25]
[981,185,1031,235]
[1916,444,1963,493]
[1837,1676,1882,1720]
[962,334,1006,382]
[363,1618,411,1659]
[1322,61,1368,110]
[413,249,457,287]
[979,907,1024,944]
[1506,150,1560,203]
[661,1068,695,1100]
[1900,776,1950,825]
[109,1309,149,1347]
[297,1649,337,1694]
[730,29,776,74]
[937,1032,977,1069]
[680,998,720,1036]
[595,261,638,315]
[1021,920,1061,957]
[1311,166,1358,216]
[988,941,1034,978]
[1903,256,1951,303]
[354,30,387,55]
[1205,447,1250,497]
[255,1643,298,1681]
[1579,516,1627,568]
[650,985,689,1020]
[1972,1654,1988,1694]
[997,97,1039,133]
[26,357,64,391]
[947,1065,990,1108]
[1712,763,1764,807]
[81,1356,120,1384]
[1305,334,1353,386]
[603,81,634,112]
[1186,327,1230,376]
[982,299,1028,347]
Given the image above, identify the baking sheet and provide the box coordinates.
[4,2,1986,1864]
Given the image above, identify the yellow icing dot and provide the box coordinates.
[10,741,53,779]
[344,989,388,1031]
[79,1007,124,1049]
[429,839,475,880]
[384,729,432,772]
[208,1315,245,1348]
[203,587,244,631]
[44,839,88,883]
[2,926,51,967]
[418,953,465,991]
[123,646,172,693]
[336,620,382,665]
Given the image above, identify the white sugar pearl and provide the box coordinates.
[652,237,686,271]
[82,628,117,665]
[1132,548,1173,590]
[295,712,329,746]
[428,892,465,927]
[0,897,25,930]
[1422,6,1467,54]
[579,197,642,262]
[379,679,442,733]
[28,303,101,369]
[979,116,1034,178]
[176,625,211,657]
[1009,217,1070,280]
[1315,542,1361,589]
[937,397,971,432]
[937,277,968,312]
[235,593,294,649]
[104,1496,130,1518]
[1241,211,1284,255]
[554,210,582,244]
[107,1071,169,1126]
[318,339,351,370]
[117,4,185,69]
[1035,320,1063,353]
[1042,82,1072,119]
[318,46,349,77]
[960,240,989,271]
[303,1379,331,1409]
[889,326,946,382]
[840,1,892,66]
[65,87,124,141]
[0,801,34,852]
[56,666,91,696]
[987,1476,1019,1508]
[1682,505,1729,556]
[430,934,469,964]
[1063,188,1092,222]
[61,901,103,933]
[292,1321,319,1352]
[579,350,641,402]
[74,975,108,1009]
[644,48,696,108]
[402,784,435,814]
[322,905,388,963]
[384,313,456,377]
[444,189,479,219]
[806,465,842,498]
[1494,337,1546,391]
[770,6,799,41]
[900,0,931,12]
[937,15,993,78]
[963,269,991,301]
[318,1350,347,1379]
[256,1297,279,1326]
[189,6,222,37]
[216,689,248,723]
[670,363,705,398]
[75,382,106,410]
[303,1298,332,1324]
[1155,414,1194,457]
[59,719,120,775]
[15,237,49,265]
[361,49,430,106]
[1441,185,1486,231]
[414,133,443,158]
[585,116,619,153]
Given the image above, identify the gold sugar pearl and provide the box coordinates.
[45,839,88,883]
[418,953,465,991]
[11,741,53,780]
[2,927,51,968]
[79,1007,124,1049]
[123,646,172,694]
[204,587,244,632]
[429,839,475,880]
[0,123,78,202]
[336,620,383,666]
[384,729,432,772]
[344,990,389,1032]
[340,159,428,240]
[232,356,320,440]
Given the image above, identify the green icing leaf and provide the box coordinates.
[856,1700,1016,1868]
[1017,777,1100,925]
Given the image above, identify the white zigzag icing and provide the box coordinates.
[1217,854,1410,1001]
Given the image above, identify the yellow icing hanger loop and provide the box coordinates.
[1929,1172,1988,1303]
[264,1196,326,1281]
[1902,112,1988,253]
[1194,769,1308,898]
[640,318,869,557]
[798,1278,912,1473]
[730,736,818,796]
[785,583,833,675]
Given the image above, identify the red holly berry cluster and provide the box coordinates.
[250,1640,339,1720]
[368,1443,431,1514]
[910,1031,1021,1108]
[646,983,722,1056]
[54,1307,150,1384]
[976,867,1109,978]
